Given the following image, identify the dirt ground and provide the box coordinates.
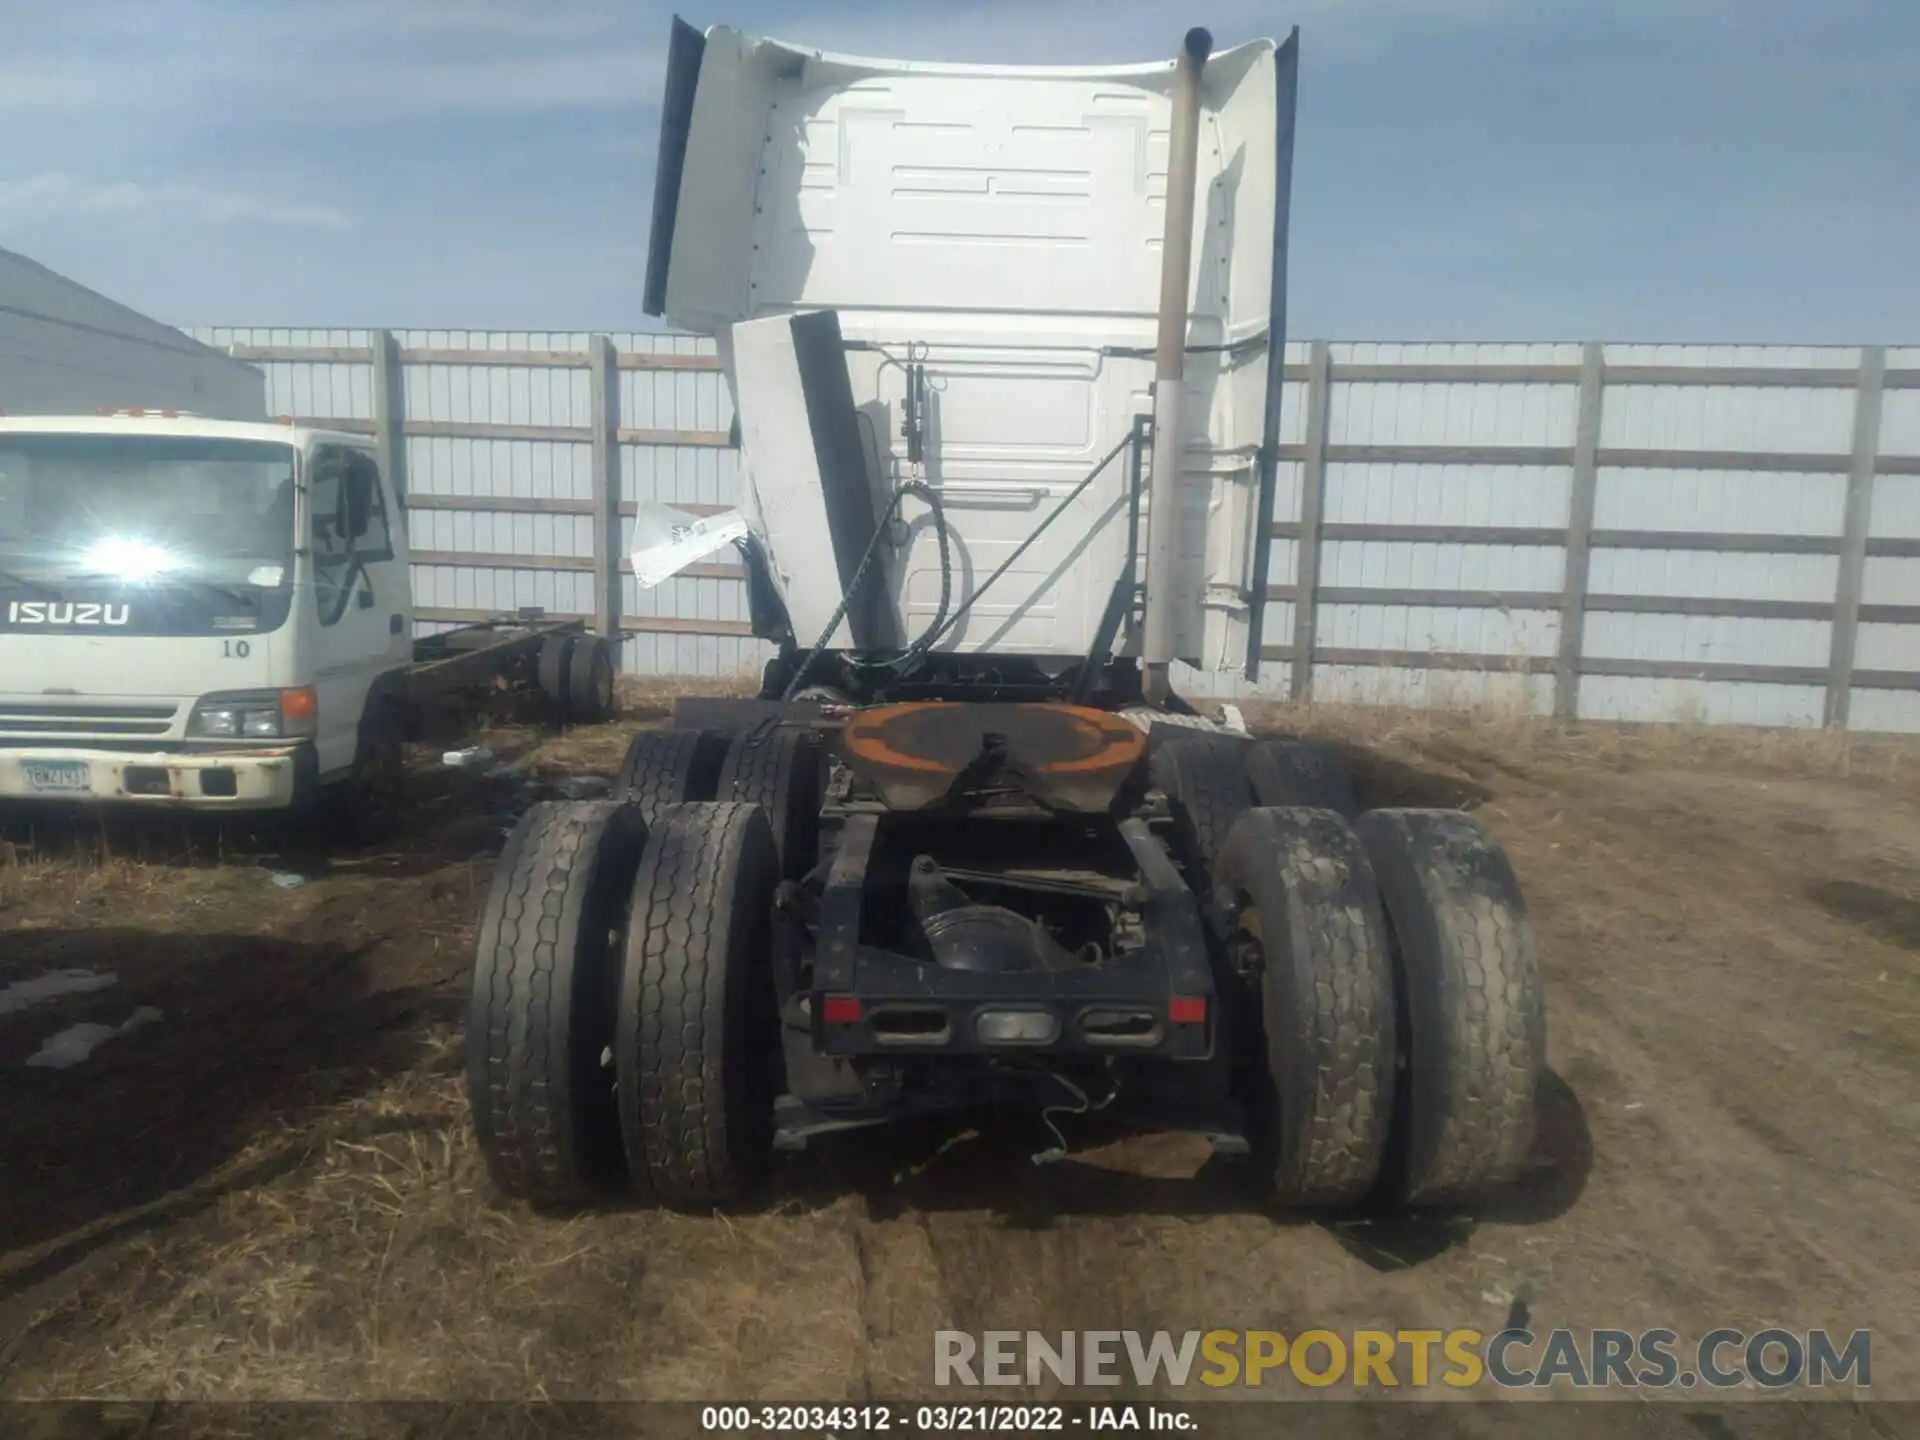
[2,683,1917,1428]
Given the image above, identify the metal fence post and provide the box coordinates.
[1288,340,1332,703]
[1825,344,1888,728]
[370,329,407,504]
[588,334,623,662]
[1555,341,1606,722]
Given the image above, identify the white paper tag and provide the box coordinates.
[629,500,749,589]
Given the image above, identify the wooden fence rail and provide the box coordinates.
[219,331,1920,725]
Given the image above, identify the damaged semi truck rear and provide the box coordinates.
[466,19,1547,1213]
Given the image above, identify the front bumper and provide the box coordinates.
[0,744,307,809]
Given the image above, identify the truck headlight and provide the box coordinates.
[189,688,317,740]
[194,705,245,737]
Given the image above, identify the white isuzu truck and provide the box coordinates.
[0,413,619,835]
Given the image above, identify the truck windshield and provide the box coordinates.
[0,434,298,587]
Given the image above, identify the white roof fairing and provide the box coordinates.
[656,27,1282,336]
[706,29,1266,81]
[648,22,1296,672]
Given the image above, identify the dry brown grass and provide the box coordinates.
[0,680,874,1403]
[7,1035,874,1401]
[0,835,262,927]
[1210,626,1911,787]
[477,672,757,774]
[1234,693,1912,789]
[615,673,758,706]
[8,676,1920,1404]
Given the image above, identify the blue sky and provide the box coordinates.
[0,0,1912,341]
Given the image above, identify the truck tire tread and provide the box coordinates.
[536,634,575,716]
[1148,736,1252,894]
[615,728,732,822]
[567,637,618,724]
[616,801,779,1208]
[1247,739,1360,819]
[466,799,644,1204]
[1353,808,1545,1207]
[714,723,821,880]
[1219,807,1396,1206]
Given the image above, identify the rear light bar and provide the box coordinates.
[1168,995,1207,1025]
[821,995,862,1024]
[819,994,1206,1041]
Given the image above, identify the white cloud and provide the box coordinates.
[0,0,1744,133]
[0,61,130,112]
[291,52,664,121]
[0,0,660,123]
[0,173,351,232]
[0,0,1904,339]
[339,0,632,41]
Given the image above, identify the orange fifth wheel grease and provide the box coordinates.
[839,702,1144,777]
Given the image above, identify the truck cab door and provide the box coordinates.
[305,445,408,778]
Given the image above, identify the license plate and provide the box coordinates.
[22,761,90,793]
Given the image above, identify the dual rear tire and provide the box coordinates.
[535,633,619,725]
[471,722,1547,1215]
[467,724,810,1210]
[611,719,823,866]
[1153,737,1545,1210]
[1146,734,1361,893]
[1217,804,1546,1209]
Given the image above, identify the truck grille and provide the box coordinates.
[0,700,179,739]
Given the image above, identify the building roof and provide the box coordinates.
[0,244,260,377]
[0,413,371,448]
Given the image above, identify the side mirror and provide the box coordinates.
[342,469,374,539]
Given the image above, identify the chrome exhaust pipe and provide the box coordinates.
[1141,26,1213,706]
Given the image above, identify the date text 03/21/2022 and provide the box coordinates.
[700,1405,1191,1432]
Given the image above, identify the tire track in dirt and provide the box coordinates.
[1473,767,1920,1391]
[851,1210,953,1396]
[5,719,1917,1407]
[812,760,1920,1401]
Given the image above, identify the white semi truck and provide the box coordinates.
[462,19,1551,1222]
[0,413,619,835]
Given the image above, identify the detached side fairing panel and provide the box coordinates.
[647,23,1298,679]
[730,310,900,650]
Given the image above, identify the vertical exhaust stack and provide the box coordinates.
[1141,26,1213,707]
